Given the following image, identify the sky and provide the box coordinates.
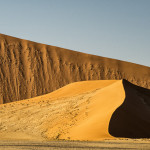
[0,0,150,67]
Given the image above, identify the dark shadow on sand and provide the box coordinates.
[109,79,150,138]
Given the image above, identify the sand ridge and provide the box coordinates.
[0,80,129,140]
[0,79,150,141]
[0,33,150,104]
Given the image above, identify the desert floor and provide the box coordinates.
[0,139,150,150]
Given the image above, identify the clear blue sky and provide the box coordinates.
[0,0,150,67]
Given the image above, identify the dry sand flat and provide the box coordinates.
[0,139,150,150]
[0,80,149,141]
[0,33,150,103]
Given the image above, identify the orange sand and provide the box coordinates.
[0,80,124,140]
[0,33,150,104]
[0,80,150,141]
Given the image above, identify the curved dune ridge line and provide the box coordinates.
[61,80,125,140]
[0,33,150,104]
[0,80,126,141]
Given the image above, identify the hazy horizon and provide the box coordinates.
[0,0,150,67]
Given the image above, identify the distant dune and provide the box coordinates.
[0,34,150,103]
[0,80,149,141]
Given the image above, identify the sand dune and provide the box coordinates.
[0,33,150,103]
[0,79,149,141]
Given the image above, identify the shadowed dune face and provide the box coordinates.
[0,34,150,103]
[109,79,150,138]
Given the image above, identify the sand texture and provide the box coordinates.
[0,34,150,103]
[0,140,150,150]
[0,80,149,141]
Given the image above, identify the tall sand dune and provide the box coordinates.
[0,33,150,103]
[0,80,149,141]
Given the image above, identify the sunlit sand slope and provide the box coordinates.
[0,33,150,103]
[0,79,147,141]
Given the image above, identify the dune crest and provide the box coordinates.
[0,34,150,104]
[0,80,149,141]
[61,80,125,140]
